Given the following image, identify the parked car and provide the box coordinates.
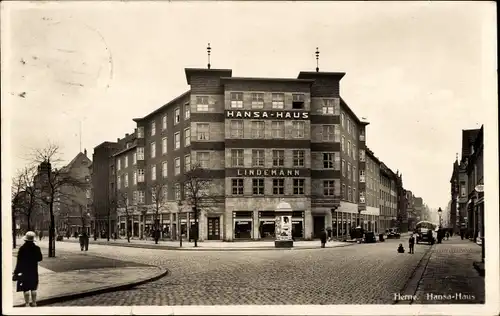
[364,231,377,243]
[386,228,401,239]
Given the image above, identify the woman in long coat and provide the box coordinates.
[13,231,43,307]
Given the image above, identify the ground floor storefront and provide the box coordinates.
[117,201,382,241]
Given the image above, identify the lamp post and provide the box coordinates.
[177,200,183,247]
[437,207,442,228]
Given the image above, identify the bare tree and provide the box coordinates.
[12,167,39,233]
[32,144,87,257]
[181,163,222,247]
[149,183,169,244]
[116,190,132,243]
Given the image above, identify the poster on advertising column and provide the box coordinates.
[275,215,292,241]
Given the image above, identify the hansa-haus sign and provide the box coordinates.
[225,110,309,120]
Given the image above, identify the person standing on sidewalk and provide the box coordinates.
[408,234,415,254]
[320,229,328,248]
[13,231,43,307]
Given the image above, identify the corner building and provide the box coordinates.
[116,67,376,241]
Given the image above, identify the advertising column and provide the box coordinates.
[274,200,294,248]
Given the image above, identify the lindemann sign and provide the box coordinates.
[225,110,309,120]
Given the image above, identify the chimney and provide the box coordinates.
[84,149,87,157]
[117,138,120,142]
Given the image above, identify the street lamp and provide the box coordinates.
[437,207,442,228]
[177,199,183,247]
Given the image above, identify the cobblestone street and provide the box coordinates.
[40,238,434,305]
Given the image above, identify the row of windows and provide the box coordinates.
[116,155,192,189]
[137,103,191,138]
[340,113,357,138]
[341,136,357,160]
[230,178,337,196]
[228,120,307,139]
[229,92,307,110]
[230,149,337,169]
[340,184,362,203]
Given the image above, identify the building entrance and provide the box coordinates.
[207,217,220,240]
[313,216,325,239]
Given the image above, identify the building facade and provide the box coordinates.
[379,163,398,232]
[466,126,484,244]
[364,148,381,233]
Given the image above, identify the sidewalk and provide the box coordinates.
[57,237,354,251]
[396,237,485,305]
[11,248,167,307]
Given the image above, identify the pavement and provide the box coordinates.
[395,238,485,305]
[10,244,168,307]
[58,237,355,251]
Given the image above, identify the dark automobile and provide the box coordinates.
[364,231,376,243]
[386,228,401,239]
[415,221,437,245]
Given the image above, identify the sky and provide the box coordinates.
[2,1,497,210]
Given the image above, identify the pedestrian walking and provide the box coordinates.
[13,231,43,307]
[408,235,415,254]
[320,229,328,248]
[38,231,43,241]
[83,231,89,251]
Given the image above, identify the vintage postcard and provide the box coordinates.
[1,1,498,315]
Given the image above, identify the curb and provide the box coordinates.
[58,240,357,251]
[393,244,434,305]
[13,266,169,307]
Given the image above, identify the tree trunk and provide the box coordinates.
[107,213,111,241]
[49,202,56,257]
[194,208,198,247]
[94,217,98,240]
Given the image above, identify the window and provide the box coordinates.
[271,93,284,109]
[272,150,284,167]
[117,176,121,189]
[271,121,285,138]
[342,184,346,199]
[252,178,264,195]
[251,121,265,138]
[197,152,210,168]
[347,163,351,179]
[232,179,244,195]
[252,149,265,167]
[292,121,305,138]
[133,152,137,165]
[137,191,145,204]
[137,127,144,138]
[272,179,285,195]
[174,158,181,175]
[174,132,180,149]
[162,137,167,154]
[251,93,264,109]
[137,147,144,160]
[347,141,351,157]
[184,103,190,119]
[174,183,181,200]
[124,174,129,187]
[348,186,352,202]
[184,155,191,171]
[124,156,128,168]
[353,166,357,182]
[151,121,156,136]
[347,119,351,134]
[293,179,305,195]
[162,185,168,201]
[230,120,244,138]
[117,158,121,171]
[230,92,243,108]
[161,162,168,178]
[323,180,335,196]
[322,99,335,114]
[162,115,167,130]
[231,149,244,167]
[292,94,305,109]
[293,150,305,167]
[322,125,334,141]
[323,153,335,169]
[196,123,210,140]
[352,144,356,160]
[138,169,145,182]
[341,113,345,127]
[342,160,346,176]
[353,188,357,203]
[151,165,156,181]
[341,136,345,152]
[196,96,209,112]
[151,142,156,158]
[184,128,191,146]
[133,170,137,185]
[174,108,180,124]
